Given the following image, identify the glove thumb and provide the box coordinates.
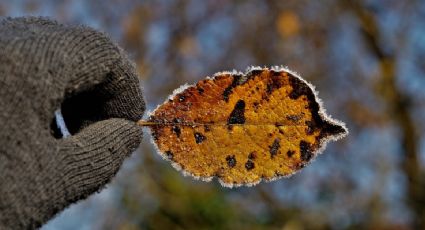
[57,118,142,202]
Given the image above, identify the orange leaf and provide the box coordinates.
[140,67,348,187]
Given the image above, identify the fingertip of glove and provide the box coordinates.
[88,118,143,154]
[62,118,143,157]
[56,118,142,205]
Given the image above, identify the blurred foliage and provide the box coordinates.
[4,0,425,229]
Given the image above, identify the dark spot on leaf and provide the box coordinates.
[288,76,311,100]
[319,121,348,140]
[275,171,283,177]
[300,140,313,161]
[269,138,280,158]
[253,102,260,110]
[305,121,315,135]
[172,118,181,123]
[261,93,270,102]
[228,100,246,124]
[248,152,257,160]
[179,95,185,102]
[165,151,173,160]
[197,87,204,94]
[222,88,233,102]
[204,125,211,132]
[275,122,284,127]
[172,126,181,137]
[286,114,303,122]
[194,132,206,144]
[226,155,236,168]
[266,73,284,96]
[245,160,255,171]
[287,150,295,158]
[223,74,242,102]
[266,83,273,94]
[248,69,264,77]
[151,129,159,141]
[297,162,306,169]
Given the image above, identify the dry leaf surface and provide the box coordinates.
[147,67,347,187]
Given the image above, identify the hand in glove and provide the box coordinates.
[0,17,145,229]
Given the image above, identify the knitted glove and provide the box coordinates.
[0,17,145,229]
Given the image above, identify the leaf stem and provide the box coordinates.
[137,119,309,127]
[137,120,157,126]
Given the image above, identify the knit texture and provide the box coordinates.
[0,17,145,229]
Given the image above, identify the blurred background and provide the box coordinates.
[2,0,425,229]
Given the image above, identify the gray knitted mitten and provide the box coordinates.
[0,17,145,229]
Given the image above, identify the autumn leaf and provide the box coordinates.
[139,66,348,187]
